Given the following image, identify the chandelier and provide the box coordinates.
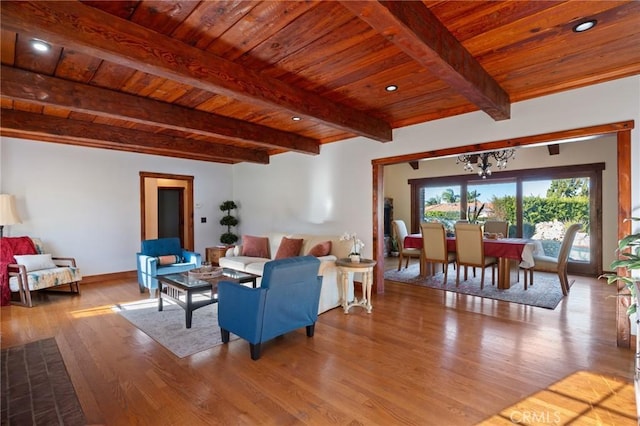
[456,149,515,179]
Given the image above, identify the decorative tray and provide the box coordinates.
[188,266,223,279]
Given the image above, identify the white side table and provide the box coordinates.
[335,258,377,314]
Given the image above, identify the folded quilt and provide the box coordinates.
[0,237,37,306]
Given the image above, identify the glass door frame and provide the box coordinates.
[409,163,604,275]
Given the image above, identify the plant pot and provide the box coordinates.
[349,254,361,263]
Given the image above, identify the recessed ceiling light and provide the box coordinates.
[30,39,51,52]
[385,85,398,92]
[292,116,301,121]
[573,19,597,33]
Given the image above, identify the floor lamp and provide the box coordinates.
[0,194,21,238]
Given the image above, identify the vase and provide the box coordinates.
[350,254,360,263]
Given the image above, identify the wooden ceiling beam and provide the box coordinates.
[0,109,269,164]
[342,1,510,121]
[0,1,392,142]
[0,65,319,155]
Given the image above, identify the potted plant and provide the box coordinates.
[389,236,400,257]
[601,216,640,417]
[219,200,239,245]
[340,232,364,263]
[602,217,640,317]
[467,203,485,224]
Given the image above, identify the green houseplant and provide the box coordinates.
[601,217,640,316]
[467,203,485,224]
[600,217,640,418]
[389,236,400,257]
[219,200,239,245]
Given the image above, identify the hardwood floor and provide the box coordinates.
[1,260,636,425]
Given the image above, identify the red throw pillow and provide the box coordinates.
[307,241,332,257]
[275,237,304,259]
[241,235,270,258]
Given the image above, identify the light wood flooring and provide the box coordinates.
[1,259,636,425]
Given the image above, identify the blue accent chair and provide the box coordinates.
[136,237,201,296]
[218,256,322,360]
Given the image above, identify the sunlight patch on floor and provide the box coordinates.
[478,370,636,425]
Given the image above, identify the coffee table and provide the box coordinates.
[156,268,259,328]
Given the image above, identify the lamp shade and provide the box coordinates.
[0,194,21,226]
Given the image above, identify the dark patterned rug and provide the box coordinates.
[384,263,569,309]
[1,337,86,425]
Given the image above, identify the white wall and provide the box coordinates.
[0,138,233,275]
[233,76,639,260]
[1,76,638,276]
[384,136,619,268]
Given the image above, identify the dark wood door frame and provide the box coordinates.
[372,120,634,347]
[140,171,195,251]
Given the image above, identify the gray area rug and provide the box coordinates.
[113,299,237,358]
[385,263,569,309]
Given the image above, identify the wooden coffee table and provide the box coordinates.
[156,268,258,328]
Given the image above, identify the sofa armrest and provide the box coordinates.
[217,281,267,344]
[181,250,201,266]
[52,257,77,267]
[137,254,158,276]
[317,255,337,262]
[315,255,337,276]
[7,263,29,293]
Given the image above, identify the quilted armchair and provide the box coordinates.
[136,237,201,296]
[218,256,322,360]
[4,237,81,307]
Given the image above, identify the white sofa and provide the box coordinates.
[219,233,354,314]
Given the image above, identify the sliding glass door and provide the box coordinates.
[410,163,602,275]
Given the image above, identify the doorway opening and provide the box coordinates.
[140,172,194,251]
[372,120,634,346]
[158,187,185,244]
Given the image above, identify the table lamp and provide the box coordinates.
[0,194,21,238]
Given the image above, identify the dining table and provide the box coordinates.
[404,233,538,289]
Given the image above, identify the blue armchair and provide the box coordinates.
[218,256,322,360]
[136,237,201,296]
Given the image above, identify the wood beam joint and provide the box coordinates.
[342,0,510,121]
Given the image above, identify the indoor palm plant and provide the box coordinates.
[601,217,640,316]
[600,216,639,417]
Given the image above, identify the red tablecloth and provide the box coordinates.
[404,234,531,261]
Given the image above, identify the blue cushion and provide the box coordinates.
[141,238,182,257]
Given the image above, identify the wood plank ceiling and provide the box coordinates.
[1,1,639,164]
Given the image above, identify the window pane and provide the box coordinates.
[421,185,462,233]
[522,178,589,263]
[468,181,516,236]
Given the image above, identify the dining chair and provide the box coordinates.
[483,220,509,238]
[522,223,582,295]
[391,219,421,271]
[420,222,456,285]
[454,223,497,289]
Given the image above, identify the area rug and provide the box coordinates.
[384,263,569,309]
[113,299,237,358]
[1,338,86,426]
